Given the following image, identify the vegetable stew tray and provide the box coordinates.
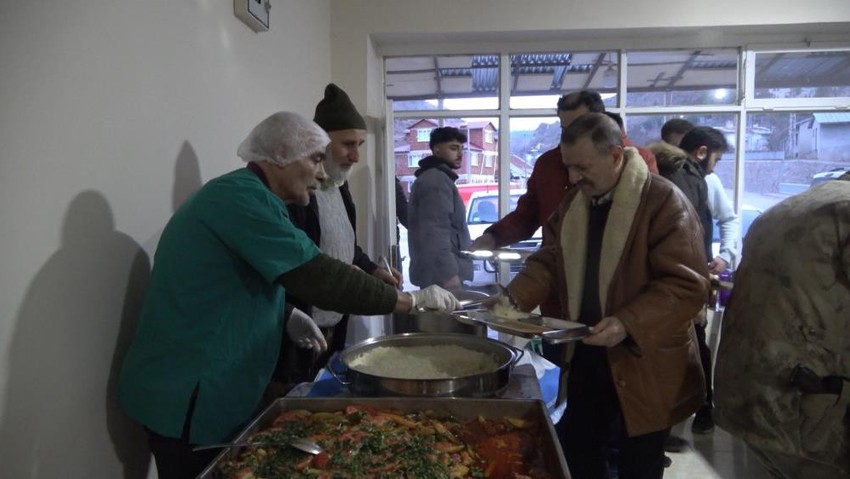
[198,397,570,478]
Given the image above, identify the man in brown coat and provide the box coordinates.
[505,113,709,478]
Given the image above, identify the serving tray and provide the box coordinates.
[455,310,591,344]
[197,397,570,478]
[459,248,535,263]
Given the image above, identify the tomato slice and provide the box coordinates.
[312,451,331,469]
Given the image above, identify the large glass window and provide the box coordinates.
[626,49,739,107]
[754,51,850,99]
[386,55,499,111]
[508,115,560,189]
[508,51,619,109]
[743,112,850,209]
[387,45,850,284]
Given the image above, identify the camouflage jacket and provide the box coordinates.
[715,180,850,474]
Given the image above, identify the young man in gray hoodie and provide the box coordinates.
[408,127,473,289]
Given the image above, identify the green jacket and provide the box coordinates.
[118,168,320,444]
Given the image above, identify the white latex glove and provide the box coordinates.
[408,285,461,312]
[285,308,327,353]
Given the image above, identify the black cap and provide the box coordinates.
[313,83,366,132]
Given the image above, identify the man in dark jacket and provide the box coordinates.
[272,84,402,390]
[661,118,694,147]
[408,126,473,289]
[651,126,729,436]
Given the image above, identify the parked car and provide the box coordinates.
[466,190,542,285]
[811,167,850,186]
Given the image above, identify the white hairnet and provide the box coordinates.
[237,111,330,167]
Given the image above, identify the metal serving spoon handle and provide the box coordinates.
[192,437,322,455]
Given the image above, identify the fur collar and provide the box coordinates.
[560,147,648,321]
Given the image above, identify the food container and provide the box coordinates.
[197,397,571,479]
[455,310,591,344]
[390,289,490,336]
[329,332,523,397]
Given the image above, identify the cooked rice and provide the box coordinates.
[348,345,499,379]
[491,301,527,320]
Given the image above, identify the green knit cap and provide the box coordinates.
[313,83,366,132]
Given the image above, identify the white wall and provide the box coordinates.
[0,1,330,477]
[329,0,850,260]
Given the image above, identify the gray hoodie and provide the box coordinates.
[407,156,472,287]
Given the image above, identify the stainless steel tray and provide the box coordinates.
[455,310,591,344]
[197,397,570,478]
[460,248,535,263]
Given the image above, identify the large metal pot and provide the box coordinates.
[329,333,523,397]
[389,289,490,336]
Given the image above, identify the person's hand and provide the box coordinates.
[373,266,402,289]
[408,285,461,312]
[285,308,327,353]
[441,275,462,290]
[582,316,627,347]
[469,233,497,251]
[708,257,728,275]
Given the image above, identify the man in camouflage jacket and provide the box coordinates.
[715,175,850,478]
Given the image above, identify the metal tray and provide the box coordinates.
[197,397,570,479]
[460,248,535,263]
[455,310,591,344]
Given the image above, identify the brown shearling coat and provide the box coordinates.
[508,148,709,437]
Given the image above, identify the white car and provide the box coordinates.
[466,190,542,285]
[811,167,850,186]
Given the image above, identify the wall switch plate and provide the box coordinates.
[234,0,270,32]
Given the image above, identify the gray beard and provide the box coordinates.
[321,161,351,189]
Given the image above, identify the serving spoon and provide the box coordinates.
[192,437,323,454]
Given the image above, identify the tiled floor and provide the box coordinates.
[663,417,773,478]
[664,307,773,479]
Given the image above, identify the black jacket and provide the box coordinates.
[661,160,713,258]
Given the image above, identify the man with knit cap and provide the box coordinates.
[272,84,402,390]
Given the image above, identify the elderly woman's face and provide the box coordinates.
[272,151,327,205]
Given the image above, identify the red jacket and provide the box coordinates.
[485,139,657,318]
[626,138,658,177]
